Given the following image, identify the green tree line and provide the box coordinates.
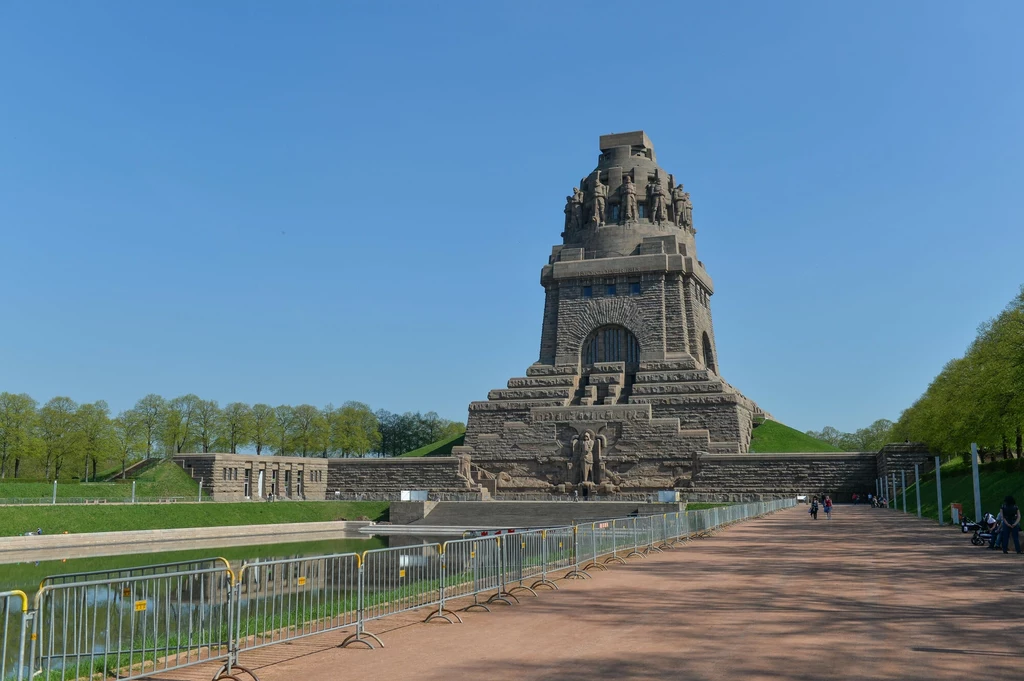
[0,393,465,481]
[805,419,895,452]
[889,286,1024,461]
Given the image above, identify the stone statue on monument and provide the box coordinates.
[671,182,688,228]
[620,176,638,224]
[569,192,577,235]
[456,453,472,481]
[571,430,600,485]
[647,179,667,223]
[590,176,607,226]
[681,191,693,231]
[566,187,585,235]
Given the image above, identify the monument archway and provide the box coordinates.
[582,325,641,368]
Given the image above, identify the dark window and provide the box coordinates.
[583,286,592,298]
[703,332,716,373]
[606,284,616,296]
[630,282,641,296]
[582,325,641,367]
[611,205,620,222]
[638,204,646,219]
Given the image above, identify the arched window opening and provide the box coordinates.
[702,332,716,374]
[582,325,640,367]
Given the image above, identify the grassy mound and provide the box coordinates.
[0,500,389,536]
[0,460,199,501]
[399,432,465,457]
[903,459,1024,521]
[749,420,843,453]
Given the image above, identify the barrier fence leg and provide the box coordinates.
[17,610,32,681]
[487,538,517,606]
[461,544,490,613]
[564,526,589,580]
[605,521,626,565]
[645,518,663,554]
[659,514,673,549]
[534,531,562,588]
[340,562,383,649]
[214,573,259,681]
[424,550,462,623]
[626,518,644,559]
[935,456,944,526]
[508,536,537,598]
[901,470,907,514]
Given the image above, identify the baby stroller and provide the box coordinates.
[961,515,998,546]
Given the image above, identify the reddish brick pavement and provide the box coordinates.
[165,506,1024,681]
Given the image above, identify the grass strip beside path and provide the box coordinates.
[0,500,389,536]
[901,460,1024,521]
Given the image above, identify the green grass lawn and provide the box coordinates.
[0,500,389,536]
[901,459,1024,522]
[0,535,386,593]
[749,420,843,453]
[0,460,199,500]
[399,432,465,457]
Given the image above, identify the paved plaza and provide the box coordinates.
[168,506,1022,681]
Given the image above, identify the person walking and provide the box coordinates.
[823,495,833,520]
[997,495,1021,554]
[809,497,819,520]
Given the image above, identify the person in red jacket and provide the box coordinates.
[823,495,833,520]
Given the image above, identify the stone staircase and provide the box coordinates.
[629,357,731,403]
[578,361,630,405]
[478,364,579,409]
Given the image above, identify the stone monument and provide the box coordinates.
[453,131,765,496]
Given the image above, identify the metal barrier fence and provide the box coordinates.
[40,558,230,588]
[0,496,190,507]
[30,563,236,681]
[7,498,795,681]
[235,551,361,655]
[1,591,30,681]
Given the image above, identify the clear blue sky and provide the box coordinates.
[2,2,1021,433]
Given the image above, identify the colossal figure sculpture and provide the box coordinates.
[590,176,607,226]
[563,187,584,236]
[571,431,599,485]
[454,131,764,496]
[671,182,688,227]
[681,191,693,231]
[648,179,667,223]
[620,175,638,224]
